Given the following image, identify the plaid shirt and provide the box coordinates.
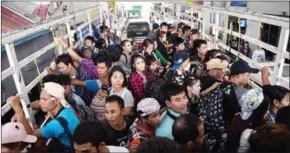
[266,110,276,124]
[74,68,94,105]
[129,71,147,103]
[79,59,98,80]
[128,118,154,147]
[146,70,159,88]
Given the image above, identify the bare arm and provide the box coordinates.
[57,37,83,63]
[164,43,173,49]
[71,79,86,87]
[261,66,270,85]
[201,82,221,96]
[123,107,133,116]
[8,95,33,134]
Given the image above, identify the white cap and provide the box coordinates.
[2,122,37,144]
[42,82,70,108]
[137,98,161,117]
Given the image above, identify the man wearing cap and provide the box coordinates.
[2,122,37,153]
[6,82,81,151]
[222,60,260,124]
[164,50,191,86]
[128,98,161,153]
[148,23,159,40]
[206,58,229,82]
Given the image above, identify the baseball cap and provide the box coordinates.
[171,51,189,71]
[2,122,37,144]
[190,29,200,35]
[207,58,229,70]
[81,45,93,53]
[42,82,70,108]
[230,60,259,76]
[152,23,159,30]
[239,88,264,120]
[137,98,161,117]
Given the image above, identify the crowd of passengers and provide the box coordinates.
[2,22,290,153]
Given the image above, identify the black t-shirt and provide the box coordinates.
[102,118,133,147]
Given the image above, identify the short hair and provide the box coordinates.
[146,55,158,66]
[173,114,201,144]
[276,106,290,131]
[196,39,207,48]
[100,25,109,33]
[105,95,124,109]
[202,49,222,63]
[163,83,185,102]
[136,137,178,153]
[160,22,168,28]
[121,39,131,48]
[174,37,184,47]
[142,39,154,49]
[42,74,71,86]
[95,38,106,49]
[84,36,95,43]
[249,124,290,153]
[73,120,108,148]
[96,55,112,68]
[105,45,122,62]
[182,25,191,34]
[55,53,74,66]
[108,66,128,87]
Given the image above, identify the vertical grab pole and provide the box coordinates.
[201,10,206,39]
[65,22,73,47]
[87,11,93,36]
[5,43,36,125]
[191,4,194,28]
[272,28,289,85]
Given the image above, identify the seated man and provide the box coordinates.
[156,83,189,140]
[73,120,128,153]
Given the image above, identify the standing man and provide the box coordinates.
[156,83,189,140]
[128,98,161,152]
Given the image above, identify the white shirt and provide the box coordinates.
[237,129,253,153]
[108,146,129,153]
[252,49,266,62]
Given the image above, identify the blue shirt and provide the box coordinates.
[85,80,100,95]
[155,108,181,140]
[41,108,80,148]
[85,79,110,96]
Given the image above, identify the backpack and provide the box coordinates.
[71,104,98,122]
[145,69,174,103]
[91,95,107,121]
